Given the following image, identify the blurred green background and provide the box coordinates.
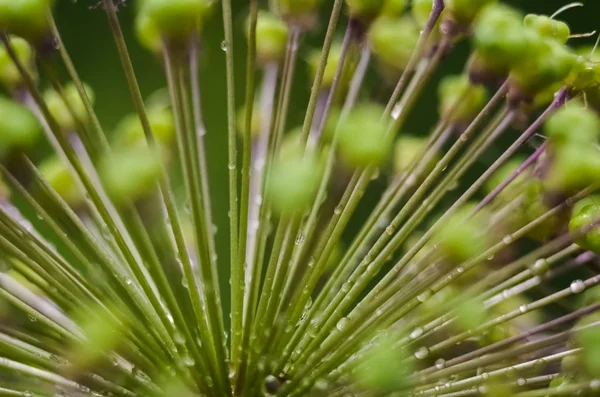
[52,0,600,301]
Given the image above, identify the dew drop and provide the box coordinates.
[221,40,228,51]
[435,358,446,369]
[531,258,549,276]
[228,162,235,170]
[385,225,395,235]
[502,235,514,244]
[410,327,424,340]
[570,279,586,294]
[414,346,430,360]
[336,317,348,331]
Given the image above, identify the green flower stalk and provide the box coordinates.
[1,1,600,396]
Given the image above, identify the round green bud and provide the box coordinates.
[236,105,262,140]
[135,12,162,53]
[308,43,356,89]
[99,146,162,205]
[368,16,419,72]
[446,0,497,24]
[278,0,321,21]
[0,36,36,89]
[39,157,83,207]
[439,74,488,123]
[0,0,54,41]
[569,204,600,253]
[572,195,600,217]
[455,297,487,332]
[114,109,175,147]
[524,14,570,45]
[393,135,435,176]
[411,0,434,28]
[519,179,560,241]
[532,82,564,109]
[268,152,322,216]
[545,103,600,147]
[322,108,342,143]
[566,56,600,92]
[345,0,384,20]
[484,157,526,201]
[473,4,528,72]
[381,0,407,17]
[337,104,390,168]
[510,37,577,96]
[43,83,94,132]
[575,313,600,376]
[0,96,42,156]
[141,0,212,41]
[546,144,600,193]
[436,204,491,263]
[253,12,288,63]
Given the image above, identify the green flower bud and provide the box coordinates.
[39,157,83,207]
[545,104,600,147]
[0,0,54,41]
[368,16,419,72]
[0,96,42,157]
[438,74,488,123]
[519,179,561,241]
[278,0,321,21]
[446,0,497,24]
[337,104,390,168]
[135,12,162,53]
[545,144,600,193]
[99,146,162,205]
[393,135,436,176]
[381,0,407,17]
[308,43,356,89]
[532,82,564,109]
[573,195,600,217]
[268,151,322,216]
[484,157,526,201]
[436,204,491,263]
[411,0,433,28]
[0,36,36,89]
[354,332,412,392]
[566,56,600,92]
[510,37,577,96]
[253,12,288,63]
[455,297,487,332]
[473,4,528,73]
[569,203,600,253]
[43,83,94,132]
[524,14,570,44]
[575,313,600,376]
[236,105,262,140]
[345,0,384,20]
[322,108,342,144]
[141,0,212,41]
[114,108,175,147]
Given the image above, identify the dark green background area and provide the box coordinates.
[52,0,600,304]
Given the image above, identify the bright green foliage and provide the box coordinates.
[381,0,407,17]
[368,16,419,71]
[336,104,390,168]
[141,0,212,41]
[484,157,526,201]
[472,4,528,73]
[67,304,128,372]
[435,205,491,263]
[345,0,384,19]
[0,0,54,41]
[354,332,412,392]
[446,0,497,24]
[254,12,288,63]
[524,14,570,44]
[43,83,94,133]
[393,135,435,176]
[278,0,321,19]
[0,96,42,157]
[569,203,600,253]
[308,43,356,89]
[438,74,488,123]
[575,313,600,377]
[412,0,434,28]
[99,146,162,204]
[135,12,161,53]
[545,144,600,193]
[268,151,322,215]
[0,36,35,89]
[544,104,600,147]
[115,108,176,147]
[39,156,83,207]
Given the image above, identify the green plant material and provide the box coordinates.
[438,74,488,123]
[435,204,491,263]
[278,0,322,19]
[307,42,356,90]
[569,203,600,253]
[446,0,497,24]
[0,35,35,89]
[544,103,600,147]
[114,108,176,147]
[484,157,526,201]
[253,12,288,63]
[43,83,94,133]
[368,16,419,72]
[393,135,433,175]
[0,96,42,157]
[39,156,83,207]
[99,146,162,204]
[381,0,406,17]
[545,143,600,193]
[135,12,161,53]
[575,313,600,377]
[0,0,54,41]
[336,103,390,167]
[140,0,213,41]
[345,0,384,20]
[524,14,570,45]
